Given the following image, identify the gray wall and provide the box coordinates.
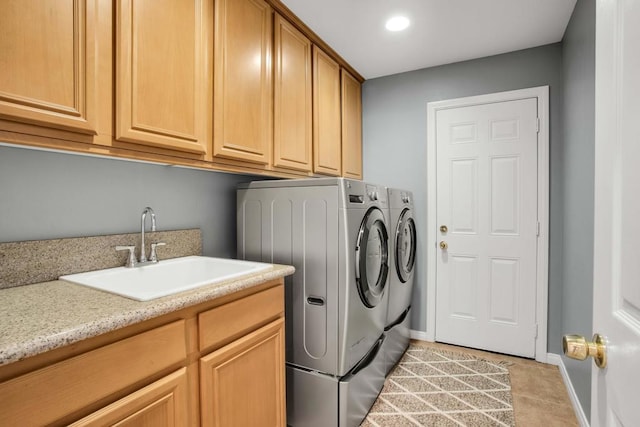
[361,44,565,353]
[0,145,256,257]
[561,0,596,418]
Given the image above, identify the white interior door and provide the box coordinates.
[590,0,640,424]
[435,98,538,358]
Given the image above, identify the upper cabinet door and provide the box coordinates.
[273,14,312,172]
[0,0,97,134]
[116,0,210,156]
[313,46,342,176]
[341,69,363,179]
[213,0,272,165]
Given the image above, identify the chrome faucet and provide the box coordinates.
[116,207,166,267]
[140,207,156,263]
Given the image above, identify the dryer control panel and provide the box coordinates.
[344,180,388,208]
[366,184,384,203]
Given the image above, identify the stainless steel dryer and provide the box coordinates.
[382,188,417,374]
[237,178,390,426]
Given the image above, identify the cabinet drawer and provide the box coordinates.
[70,367,189,426]
[0,320,187,426]
[199,284,283,352]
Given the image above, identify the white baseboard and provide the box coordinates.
[409,329,432,341]
[547,353,589,427]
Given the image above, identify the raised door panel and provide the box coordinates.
[435,98,538,358]
[70,368,189,427]
[213,0,272,165]
[341,69,362,179]
[273,14,312,172]
[0,0,97,134]
[116,0,210,156]
[200,318,285,427]
[313,46,342,176]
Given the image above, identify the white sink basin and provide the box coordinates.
[60,256,272,301]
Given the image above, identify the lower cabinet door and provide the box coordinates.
[200,318,285,427]
[70,368,189,427]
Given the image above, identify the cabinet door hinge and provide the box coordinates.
[536,221,540,237]
[533,324,539,339]
[536,118,540,133]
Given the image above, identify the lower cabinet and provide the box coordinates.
[0,320,188,426]
[71,368,189,427]
[0,280,285,427]
[200,318,285,426]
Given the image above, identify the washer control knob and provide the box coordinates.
[369,191,378,201]
[402,195,410,203]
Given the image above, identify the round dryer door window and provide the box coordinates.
[395,208,416,283]
[356,207,389,308]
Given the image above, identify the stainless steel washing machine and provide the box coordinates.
[237,178,390,426]
[382,188,417,374]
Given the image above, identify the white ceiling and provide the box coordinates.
[280,0,577,80]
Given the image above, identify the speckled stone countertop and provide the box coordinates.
[0,264,294,367]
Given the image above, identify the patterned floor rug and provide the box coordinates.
[362,343,515,426]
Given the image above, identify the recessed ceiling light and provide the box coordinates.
[385,16,410,32]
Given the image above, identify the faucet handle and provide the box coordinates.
[149,242,166,263]
[116,245,137,268]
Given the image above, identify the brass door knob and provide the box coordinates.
[440,225,448,233]
[562,333,607,368]
[439,241,448,250]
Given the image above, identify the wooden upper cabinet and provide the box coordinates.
[116,0,210,156]
[0,0,363,179]
[341,69,363,179]
[0,0,97,134]
[213,0,272,165]
[273,14,312,172]
[313,46,342,176]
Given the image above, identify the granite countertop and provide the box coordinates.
[0,264,294,367]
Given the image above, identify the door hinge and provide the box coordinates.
[536,118,540,133]
[533,324,539,339]
[536,221,540,236]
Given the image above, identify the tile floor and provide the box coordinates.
[412,341,579,426]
